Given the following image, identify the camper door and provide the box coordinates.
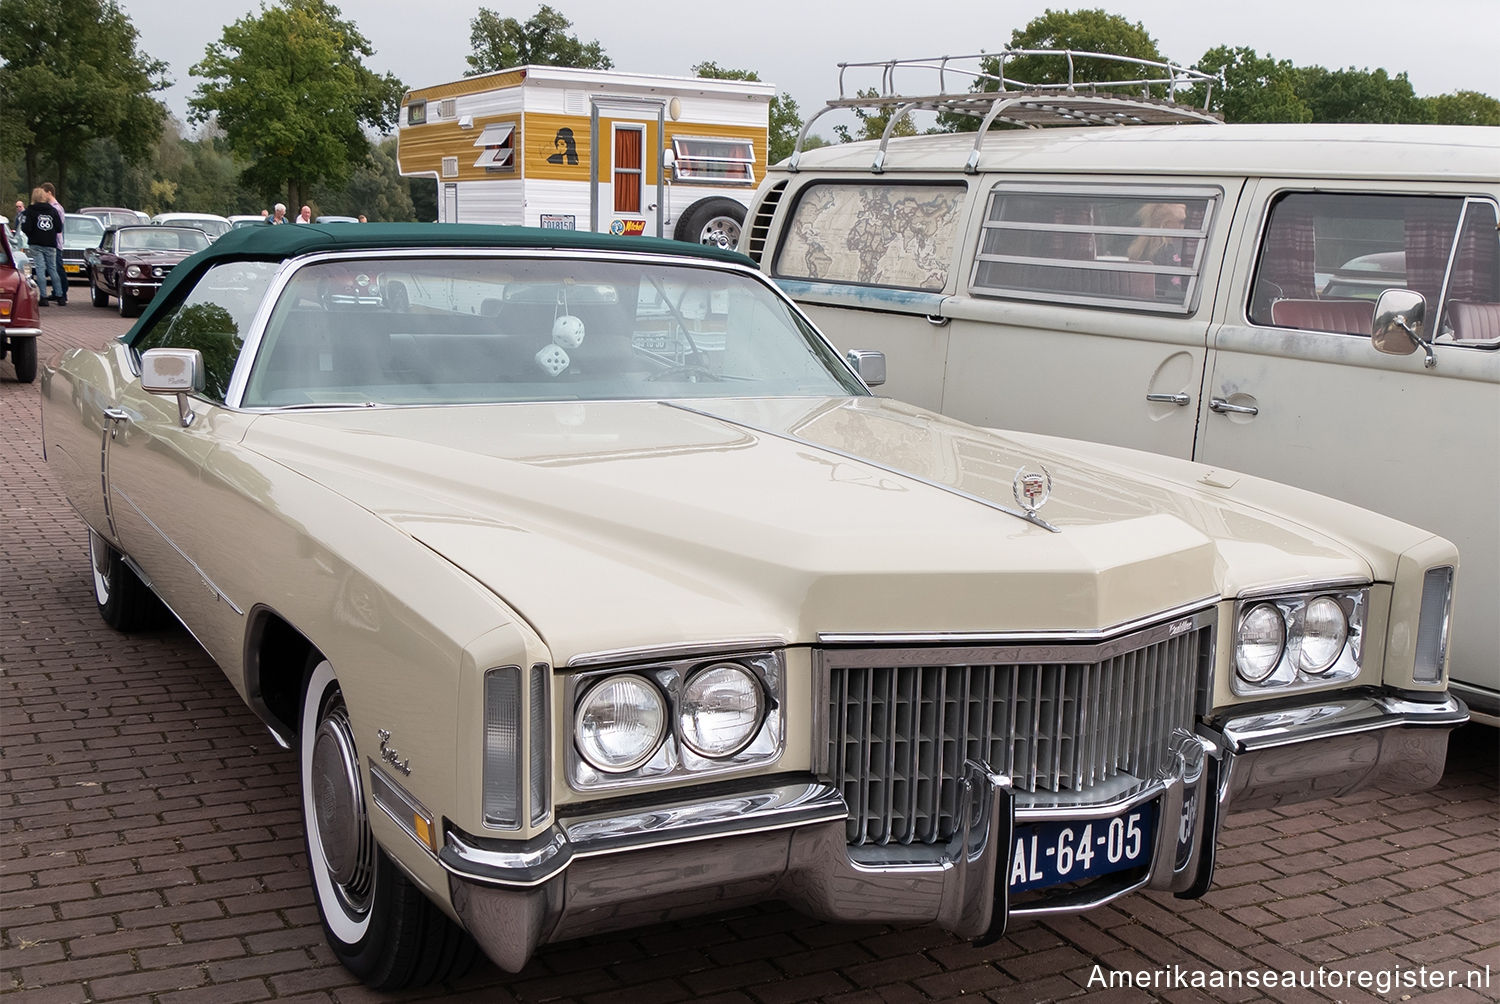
[591,99,665,238]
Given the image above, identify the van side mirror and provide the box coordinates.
[845,349,886,387]
[1372,289,1434,368]
[141,347,205,427]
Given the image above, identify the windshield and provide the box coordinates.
[64,215,105,249]
[118,228,210,253]
[241,256,866,408]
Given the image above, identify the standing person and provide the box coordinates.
[41,182,66,304]
[296,205,312,224]
[267,203,289,224]
[12,200,25,231]
[20,187,63,306]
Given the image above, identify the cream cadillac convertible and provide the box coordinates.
[41,224,1468,989]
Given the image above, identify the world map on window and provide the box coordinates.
[777,184,965,291]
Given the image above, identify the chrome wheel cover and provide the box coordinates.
[301,666,377,940]
[699,215,742,249]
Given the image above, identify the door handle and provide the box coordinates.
[1146,392,1191,407]
[1209,397,1258,416]
[102,407,129,439]
[925,314,949,327]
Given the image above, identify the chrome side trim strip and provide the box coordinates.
[818,596,1218,647]
[566,637,787,669]
[111,486,245,616]
[664,401,1061,533]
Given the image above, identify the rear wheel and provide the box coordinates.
[300,659,477,989]
[10,337,36,383]
[88,529,165,631]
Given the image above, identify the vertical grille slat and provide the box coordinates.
[825,619,1212,846]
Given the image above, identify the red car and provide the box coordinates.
[84,225,210,317]
[0,221,42,383]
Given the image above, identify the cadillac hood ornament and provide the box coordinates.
[1013,465,1053,515]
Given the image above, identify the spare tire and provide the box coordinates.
[674,198,745,250]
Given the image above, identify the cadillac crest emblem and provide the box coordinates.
[1013,465,1053,515]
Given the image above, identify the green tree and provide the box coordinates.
[995,8,1167,88]
[310,136,416,221]
[690,61,805,164]
[188,0,404,209]
[0,0,168,197]
[466,4,611,75]
[1192,46,1310,123]
[1294,65,1426,123]
[1422,90,1500,126]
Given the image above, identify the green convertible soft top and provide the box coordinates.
[123,222,755,344]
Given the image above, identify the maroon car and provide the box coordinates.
[85,225,209,318]
[0,221,42,383]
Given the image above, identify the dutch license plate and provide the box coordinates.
[64,263,81,273]
[1009,802,1156,893]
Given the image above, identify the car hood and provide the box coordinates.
[114,249,195,263]
[243,396,1389,661]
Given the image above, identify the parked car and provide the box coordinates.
[41,223,1466,989]
[315,214,360,224]
[80,206,150,228]
[745,58,1500,724]
[228,214,268,230]
[84,225,210,317]
[0,221,41,381]
[150,212,232,241]
[59,213,106,286]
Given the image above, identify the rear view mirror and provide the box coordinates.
[1372,289,1434,368]
[141,347,205,426]
[846,349,886,387]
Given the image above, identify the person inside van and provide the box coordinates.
[1128,202,1187,299]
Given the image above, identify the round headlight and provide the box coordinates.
[678,663,765,758]
[125,264,144,278]
[1236,603,1286,683]
[1297,596,1348,674]
[575,675,666,773]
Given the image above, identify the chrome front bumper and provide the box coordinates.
[442,692,1464,974]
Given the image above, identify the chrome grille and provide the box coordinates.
[819,612,1213,846]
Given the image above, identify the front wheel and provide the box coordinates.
[10,337,36,383]
[91,282,109,308]
[300,659,477,989]
[88,529,165,631]
[673,198,745,249]
[118,291,139,318]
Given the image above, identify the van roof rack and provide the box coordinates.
[789,50,1224,172]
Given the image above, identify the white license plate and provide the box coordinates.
[1009,802,1155,892]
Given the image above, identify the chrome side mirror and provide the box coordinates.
[141,347,205,427]
[845,348,886,387]
[1372,289,1434,369]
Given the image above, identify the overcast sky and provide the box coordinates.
[118,0,1498,132]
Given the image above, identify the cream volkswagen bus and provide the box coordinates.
[744,55,1499,723]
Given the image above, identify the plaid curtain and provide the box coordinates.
[1404,199,1463,307]
[1445,201,1500,302]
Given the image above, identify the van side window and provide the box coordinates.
[969,186,1218,313]
[773,183,965,291]
[1248,192,1499,340]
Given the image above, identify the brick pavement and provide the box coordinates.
[2,305,1497,1003]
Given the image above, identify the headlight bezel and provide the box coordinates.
[1232,584,1367,695]
[566,648,784,792]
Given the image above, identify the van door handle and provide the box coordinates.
[1146,392,1190,407]
[925,314,949,326]
[1209,397,1259,416]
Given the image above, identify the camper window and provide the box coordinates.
[407,101,426,126]
[671,137,756,184]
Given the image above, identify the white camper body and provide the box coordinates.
[398,65,773,245]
